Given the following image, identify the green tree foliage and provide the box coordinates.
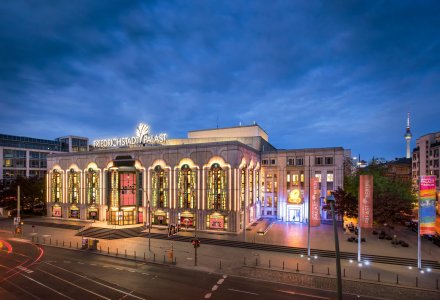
[334,158,415,225]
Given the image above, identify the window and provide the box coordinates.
[327,171,334,182]
[208,163,227,210]
[3,149,26,168]
[296,158,304,166]
[262,160,268,165]
[271,159,276,165]
[292,174,299,185]
[178,164,196,209]
[86,168,100,204]
[51,170,62,202]
[67,169,80,204]
[287,173,291,182]
[267,196,272,207]
[315,157,323,165]
[240,168,246,208]
[120,172,136,206]
[315,171,321,182]
[325,157,334,165]
[152,166,168,208]
[249,169,253,205]
[288,158,294,166]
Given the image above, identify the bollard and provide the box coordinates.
[163,255,165,264]
[343,268,346,277]
[134,251,136,259]
[77,242,78,249]
[116,248,118,256]
[269,260,271,268]
[154,253,156,262]
[63,241,64,247]
[50,238,52,245]
[255,257,258,266]
[296,262,299,272]
[144,252,146,261]
[378,272,380,282]
[56,240,58,246]
[359,270,361,280]
[437,279,439,290]
[174,257,176,265]
[125,249,127,257]
[70,241,71,248]
[219,260,222,270]
[327,267,330,275]
[100,245,102,253]
[312,265,314,273]
[244,257,246,265]
[283,261,284,270]
[396,274,399,285]
[108,247,109,255]
[416,277,418,288]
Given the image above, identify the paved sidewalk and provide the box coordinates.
[1,218,439,294]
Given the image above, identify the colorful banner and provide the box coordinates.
[419,175,436,235]
[310,177,321,227]
[359,175,373,228]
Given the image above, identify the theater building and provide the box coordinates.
[46,123,349,233]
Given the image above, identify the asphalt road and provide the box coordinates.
[0,236,378,300]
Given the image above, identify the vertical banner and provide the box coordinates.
[310,177,321,226]
[359,175,373,228]
[419,175,436,235]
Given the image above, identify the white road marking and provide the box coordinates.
[90,263,97,266]
[4,278,42,300]
[116,267,123,270]
[37,267,111,300]
[78,262,84,264]
[45,262,146,300]
[222,275,227,279]
[276,290,330,299]
[128,270,135,273]
[63,261,71,264]
[17,266,33,273]
[217,278,224,285]
[228,288,259,295]
[21,273,74,300]
[204,293,212,299]
[211,285,218,291]
[119,290,134,300]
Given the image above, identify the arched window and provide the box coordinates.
[51,170,62,202]
[208,163,227,210]
[255,170,260,201]
[109,169,119,208]
[240,168,246,208]
[249,169,253,205]
[68,169,80,204]
[152,165,168,208]
[86,168,99,204]
[178,164,196,209]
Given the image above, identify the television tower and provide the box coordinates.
[404,112,412,159]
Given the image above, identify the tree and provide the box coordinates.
[334,158,415,226]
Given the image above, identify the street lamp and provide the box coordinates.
[325,192,342,300]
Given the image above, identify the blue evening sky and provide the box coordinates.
[0,1,439,161]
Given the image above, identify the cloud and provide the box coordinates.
[0,0,439,160]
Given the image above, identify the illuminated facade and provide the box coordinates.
[46,123,348,233]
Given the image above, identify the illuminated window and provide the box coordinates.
[208,163,227,210]
[292,174,299,185]
[109,169,119,207]
[327,171,334,182]
[51,170,62,202]
[249,169,253,205]
[152,165,168,208]
[120,172,136,206]
[67,169,80,204]
[315,171,322,182]
[178,164,196,209]
[86,168,100,204]
[256,170,260,201]
[240,168,246,208]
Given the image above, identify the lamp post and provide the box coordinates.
[325,192,342,300]
[148,199,152,251]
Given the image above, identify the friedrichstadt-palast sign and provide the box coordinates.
[93,123,167,148]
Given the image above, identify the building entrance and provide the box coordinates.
[288,208,301,222]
